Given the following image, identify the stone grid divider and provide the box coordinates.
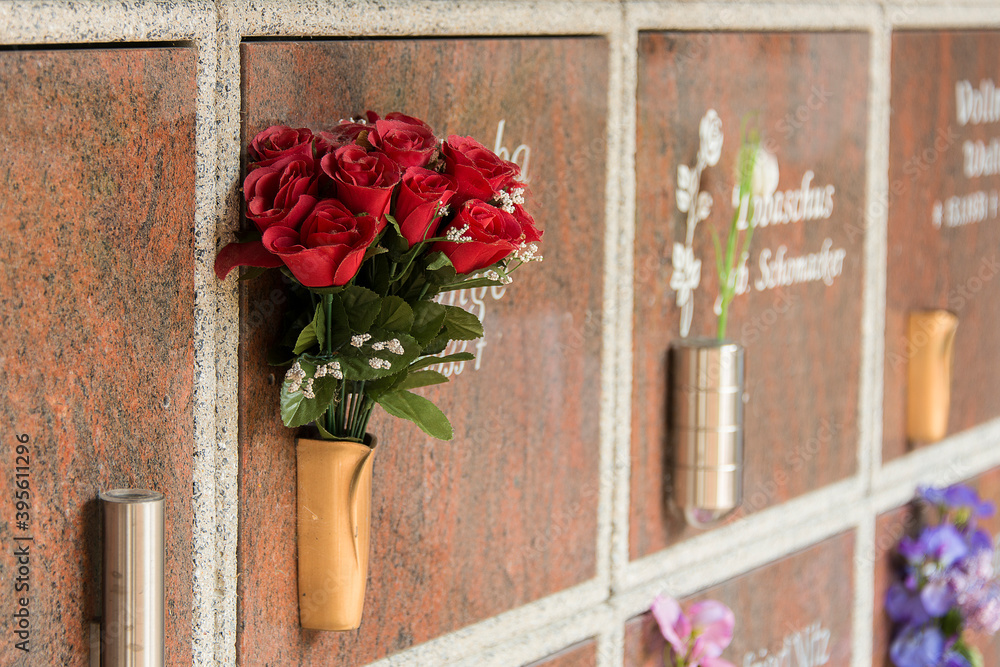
[4,1,1000,665]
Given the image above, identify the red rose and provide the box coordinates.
[248,125,314,162]
[320,144,400,220]
[243,150,319,231]
[368,114,438,168]
[433,200,522,274]
[261,200,378,287]
[395,167,456,246]
[511,203,543,243]
[316,119,372,154]
[443,135,521,202]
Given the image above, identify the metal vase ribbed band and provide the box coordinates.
[671,339,745,516]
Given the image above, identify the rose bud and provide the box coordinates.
[321,144,401,221]
[262,199,378,288]
[395,167,456,246]
[243,151,320,231]
[432,200,523,274]
[443,135,521,197]
[248,125,314,162]
[368,113,438,168]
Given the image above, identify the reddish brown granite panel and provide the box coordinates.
[0,49,196,665]
[237,38,607,665]
[884,31,1000,461]
[873,468,1000,665]
[625,532,855,666]
[632,32,869,557]
[528,640,598,667]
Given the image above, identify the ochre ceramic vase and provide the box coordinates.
[906,310,959,444]
[296,435,376,631]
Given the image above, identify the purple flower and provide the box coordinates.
[941,650,972,667]
[900,524,969,569]
[890,626,944,667]
[920,484,996,531]
[921,577,956,617]
[886,584,930,625]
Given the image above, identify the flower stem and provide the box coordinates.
[324,293,335,436]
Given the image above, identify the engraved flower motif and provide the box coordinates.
[670,242,702,307]
[698,109,724,168]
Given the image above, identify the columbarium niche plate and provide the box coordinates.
[0,48,197,664]
[238,38,607,664]
[884,31,1000,461]
[623,532,855,666]
[632,32,869,557]
[872,468,1000,665]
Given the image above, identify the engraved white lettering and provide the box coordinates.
[743,622,832,667]
[956,79,1000,126]
[754,238,847,291]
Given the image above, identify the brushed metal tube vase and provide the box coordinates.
[100,489,164,667]
[296,435,377,631]
[670,339,745,526]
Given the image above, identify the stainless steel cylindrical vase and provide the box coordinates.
[100,489,164,667]
[670,339,745,524]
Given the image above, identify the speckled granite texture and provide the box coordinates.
[236,36,608,667]
[0,46,197,665]
[2,3,1000,667]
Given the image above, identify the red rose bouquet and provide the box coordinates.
[216,113,542,441]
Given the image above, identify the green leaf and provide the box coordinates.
[365,370,408,400]
[363,244,389,261]
[293,313,318,355]
[438,277,502,292]
[423,252,458,285]
[385,214,402,236]
[306,285,345,295]
[409,351,475,371]
[314,418,337,440]
[341,285,382,332]
[375,296,414,333]
[336,330,422,381]
[442,305,484,341]
[421,336,448,356]
[312,303,326,349]
[280,363,339,428]
[424,251,453,272]
[380,218,409,257]
[396,370,449,391]
[410,301,447,345]
[376,390,453,440]
[326,295,352,349]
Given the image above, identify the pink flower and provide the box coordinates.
[650,595,735,667]
[652,595,692,658]
[688,601,735,664]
